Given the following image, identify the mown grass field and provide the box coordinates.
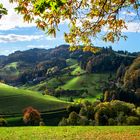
[0,126,140,140]
[59,73,109,96]
[0,83,68,115]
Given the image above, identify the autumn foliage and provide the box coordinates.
[8,0,140,52]
[23,107,41,126]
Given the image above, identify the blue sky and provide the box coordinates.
[0,1,140,55]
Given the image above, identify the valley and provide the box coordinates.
[0,45,139,127]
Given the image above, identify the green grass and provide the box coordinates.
[0,62,19,77]
[26,74,73,91]
[4,62,18,69]
[66,59,77,66]
[0,83,68,115]
[59,73,109,97]
[71,66,86,75]
[22,60,110,102]
[0,126,140,140]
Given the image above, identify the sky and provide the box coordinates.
[0,1,140,56]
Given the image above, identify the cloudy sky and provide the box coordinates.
[0,1,140,55]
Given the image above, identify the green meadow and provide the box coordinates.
[0,83,68,115]
[0,126,140,140]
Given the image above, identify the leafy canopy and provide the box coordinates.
[8,0,140,52]
[0,3,8,18]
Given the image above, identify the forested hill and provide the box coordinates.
[0,45,139,86]
[0,44,70,65]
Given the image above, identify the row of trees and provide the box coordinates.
[103,56,140,105]
[59,100,140,126]
[1,99,140,127]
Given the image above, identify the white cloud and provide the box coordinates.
[26,45,50,49]
[123,22,140,32]
[0,0,35,30]
[60,19,70,25]
[103,22,140,33]
[122,11,136,16]
[45,36,55,40]
[0,34,43,43]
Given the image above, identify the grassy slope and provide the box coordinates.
[60,59,110,100]
[0,83,68,115]
[58,59,109,97]
[0,62,19,76]
[0,126,140,140]
[24,59,109,102]
[59,73,109,96]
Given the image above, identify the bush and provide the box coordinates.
[79,107,87,116]
[116,112,127,125]
[67,111,80,126]
[58,117,68,126]
[78,116,89,126]
[126,116,140,125]
[23,107,41,126]
[89,120,96,126]
[136,107,140,116]
[110,100,135,116]
[60,100,140,126]
[0,118,7,126]
[108,118,117,126]
[94,106,110,125]
[67,104,81,114]
[39,119,45,126]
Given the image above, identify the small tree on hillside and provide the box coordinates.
[23,107,41,126]
[0,118,7,126]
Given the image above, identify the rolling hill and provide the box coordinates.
[0,83,68,116]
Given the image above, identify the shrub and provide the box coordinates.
[89,120,96,126]
[0,118,7,126]
[126,116,140,125]
[116,112,127,125]
[23,107,41,126]
[67,111,80,126]
[67,104,81,114]
[94,102,112,125]
[94,107,110,125]
[78,116,89,126]
[136,107,140,116]
[39,119,45,126]
[58,117,68,126]
[108,118,117,126]
[79,107,87,116]
[86,106,95,120]
[110,100,135,117]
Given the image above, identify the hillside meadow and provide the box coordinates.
[0,126,140,140]
[0,83,68,115]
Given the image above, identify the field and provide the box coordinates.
[0,62,19,77]
[0,83,68,115]
[22,59,110,101]
[59,73,109,100]
[0,126,140,140]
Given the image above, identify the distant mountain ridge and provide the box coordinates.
[0,44,139,86]
[0,44,70,65]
